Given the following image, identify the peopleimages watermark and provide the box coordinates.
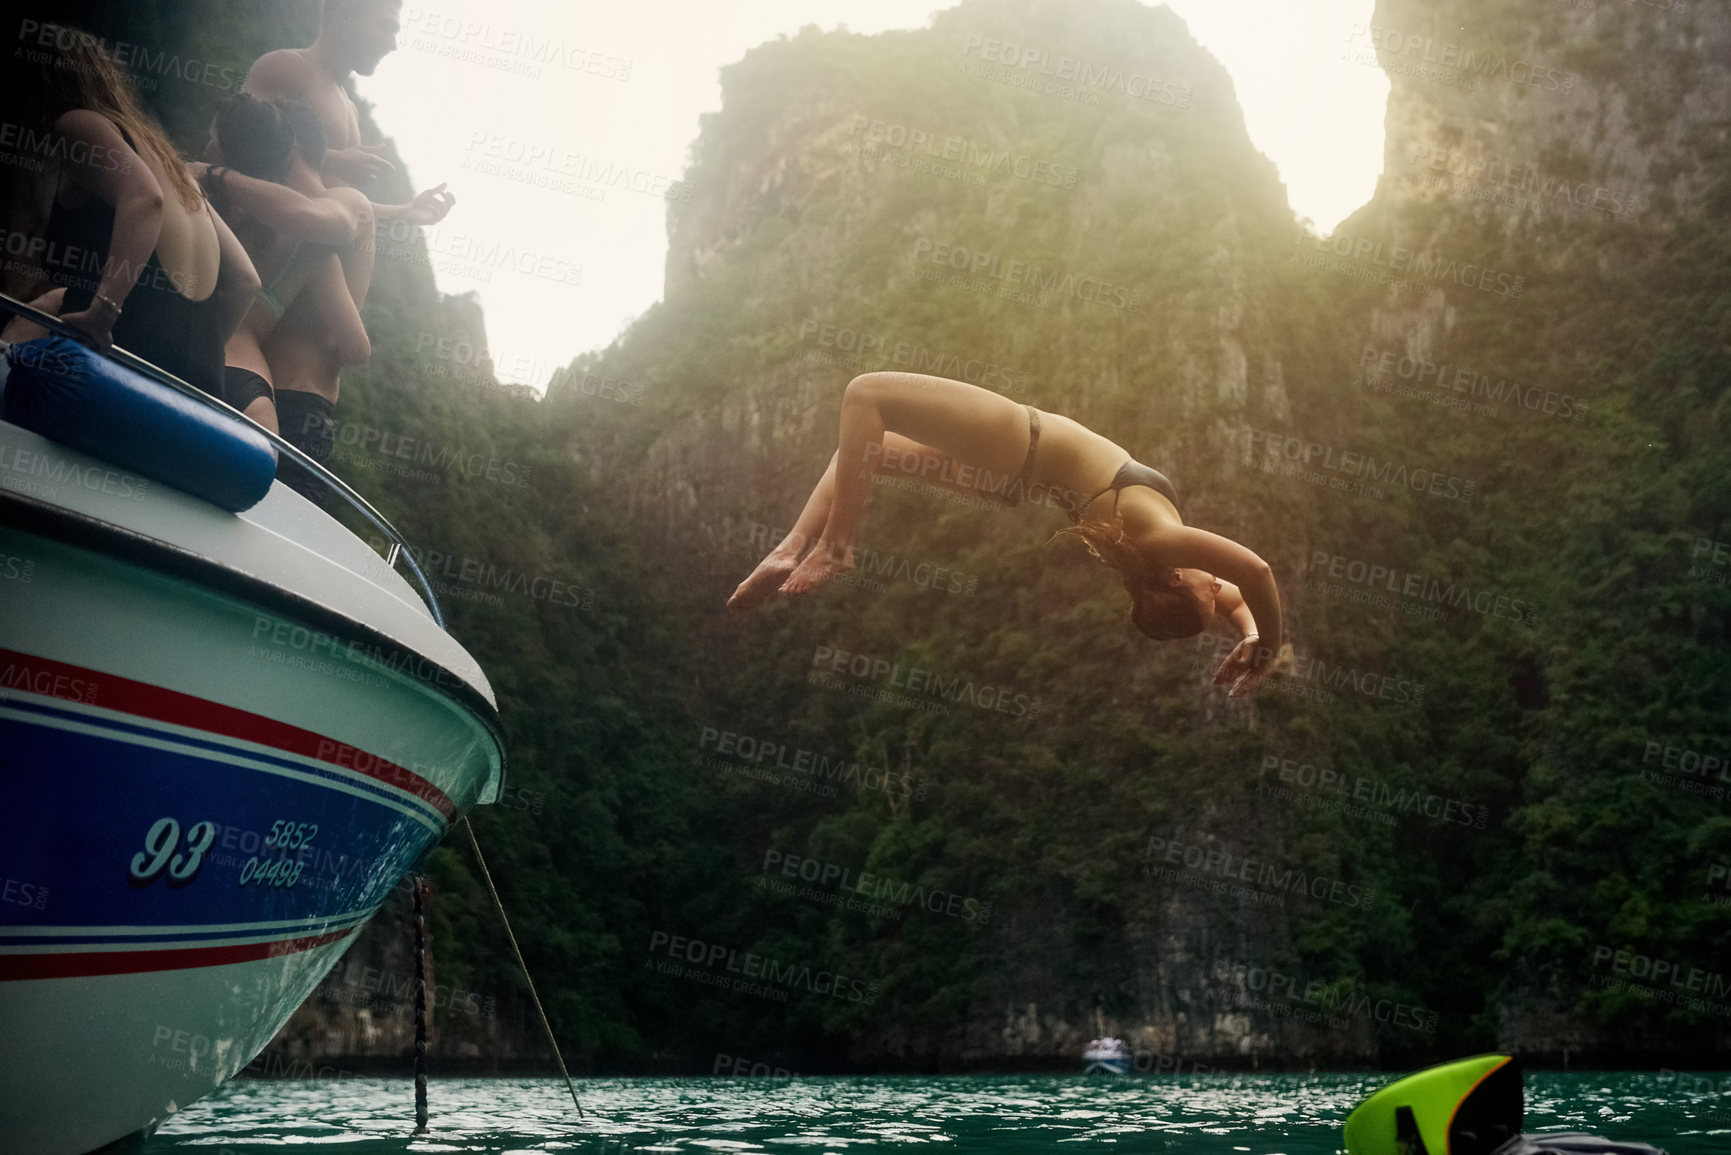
[1,225,202,305]
[864,440,1088,517]
[331,417,533,490]
[0,119,133,175]
[149,1024,246,1076]
[399,8,632,81]
[461,130,692,205]
[373,219,583,289]
[799,319,1030,393]
[1361,345,1586,423]
[414,329,594,396]
[1639,739,1730,802]
[319,956,497,1021]
[1305,549,1539,625]
[713,1053,799,1078]
[696,725,927,801]
[495,781,550,818]
[760,848,993,922]
[1214,956,1440,1034]
[246,613,389,691]
[1654,1070,1728,1122]
[1144,831,1376,911]
[1193,633,1427,708]
[849,115,1078,189]
[810,644,1041,720]
[647,930,880,1005]
[1705,863,1731,909]
[241,1050,360,1085]
[0,873,48,912]
[0,654,101,706]
[735,519,979,598]
[912,236,1143,311]
[1342,23,1578,95]
[1293,230,1526,299]
[1256,755,1489,829]
[15,19,245,96]
[1399,145,1645,219]
[1239,424,1475,504]
[1589,944,1731,1018]
[364,539,595,613]
[958,34,1192,108]
[0,433,151,504]
[0,551,35,584]
[1558,0,1687,13]
[150,1019,355,1083]
[1686,536,1731,588]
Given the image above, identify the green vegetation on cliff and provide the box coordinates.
[36,0,1731,1070]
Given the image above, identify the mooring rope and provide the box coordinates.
[412,876,430,1131]
[460,816,585,1118]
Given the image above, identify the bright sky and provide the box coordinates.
[359,1,1385,389]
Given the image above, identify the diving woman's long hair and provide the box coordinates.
[1053,516,1210,641]
[11,23,204,214]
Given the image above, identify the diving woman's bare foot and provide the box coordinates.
[728,551,801,613]
[779,540,854,595]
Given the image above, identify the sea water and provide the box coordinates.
[145,1071,1729,1153]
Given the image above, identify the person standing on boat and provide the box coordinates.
[4,24,260,398]
[195,95,373,442]
[728,372,1282,697]
[239,0,456,506]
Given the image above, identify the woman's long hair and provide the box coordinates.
[1053,516,1209,640]
[14,23,203,213]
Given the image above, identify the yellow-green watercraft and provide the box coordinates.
[1344,1054,1668,1155]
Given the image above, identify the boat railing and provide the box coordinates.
[0,290,447,628]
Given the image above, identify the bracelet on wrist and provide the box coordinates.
[92,292,123,317]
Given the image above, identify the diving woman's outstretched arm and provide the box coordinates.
[1133,521,1283,697]
[1211,581,1256,638]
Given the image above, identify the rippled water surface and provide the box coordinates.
[144,1072,1729,1153]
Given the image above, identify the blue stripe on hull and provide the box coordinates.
[0,710,445,948]
[15,697,446,824]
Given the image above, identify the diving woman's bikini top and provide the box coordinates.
[1069,459,1181,524]
[1004,406,1180,521]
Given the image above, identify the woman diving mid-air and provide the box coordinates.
[728,372,1282,698]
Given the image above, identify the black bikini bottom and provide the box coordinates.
[274,389,336,509]
[223,366,275,413]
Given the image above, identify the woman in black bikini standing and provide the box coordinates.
[728,372,1282,698]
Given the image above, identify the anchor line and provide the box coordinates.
[461,816,584,1119]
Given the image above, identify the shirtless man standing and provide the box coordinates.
[240,0,456,506]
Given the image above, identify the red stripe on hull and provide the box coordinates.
[0,929,355,981]
[0,647,454,816]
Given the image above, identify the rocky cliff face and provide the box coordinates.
[1342,0,1728,397]
[1334,0,1731,1061]
[555,0,1376,1068]
[549,0,1731,1070]
[577,0,1303,554]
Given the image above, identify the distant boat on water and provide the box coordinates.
[1082,1036,1132,1075]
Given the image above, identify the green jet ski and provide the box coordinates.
[1343,1054,1668,1155]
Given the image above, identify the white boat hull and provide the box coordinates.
[0,418,505,1153]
